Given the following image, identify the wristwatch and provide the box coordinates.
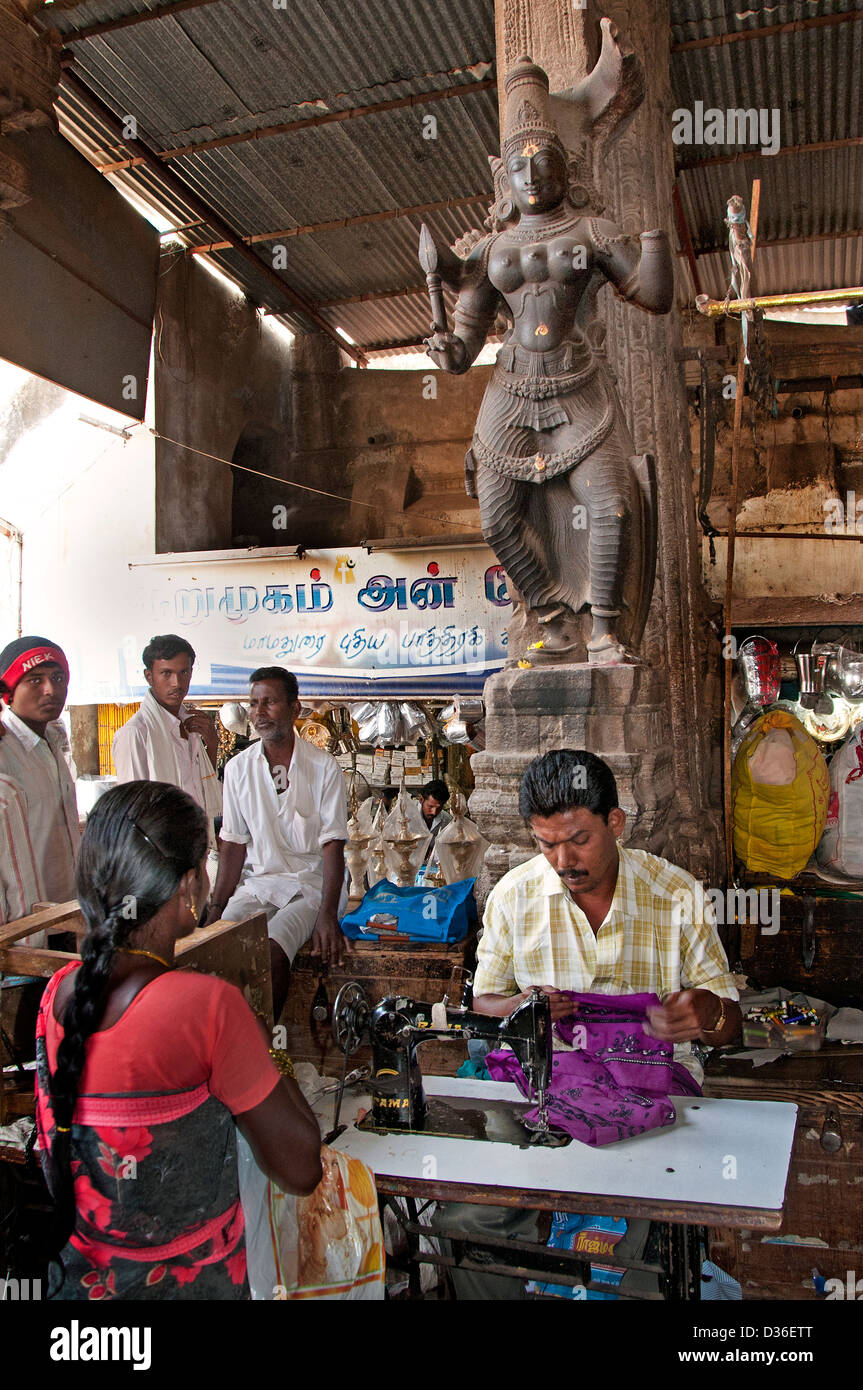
[701,996,726,1038]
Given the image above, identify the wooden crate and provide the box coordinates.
[0,902,272,1123]
[282,934,478,1078]
[735,890,863,1009]
[703,1047,863,1299]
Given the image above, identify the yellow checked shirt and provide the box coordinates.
[474,845,738,1082]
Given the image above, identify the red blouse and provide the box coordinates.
[44,966,279,1116]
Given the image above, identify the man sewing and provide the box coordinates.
[204,667,348,1019]
[474,748,740,1066]
[440,747,740,1299]
[112,635,222,851]
[0,636,80,933]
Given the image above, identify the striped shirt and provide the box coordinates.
[474,845,738,1082]
[0,707,80,928]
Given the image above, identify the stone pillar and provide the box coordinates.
[69,704,100,775]
[472,0,722,886]
[0,0,60,208]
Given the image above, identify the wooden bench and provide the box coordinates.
[0,902,273,1125]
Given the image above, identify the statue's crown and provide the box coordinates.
[502,56,566,163]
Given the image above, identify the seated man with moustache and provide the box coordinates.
[474,748,740,1069]
[436,747,741,1300]
[204,667,348,1019]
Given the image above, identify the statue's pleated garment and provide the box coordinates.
[473,362,641,620]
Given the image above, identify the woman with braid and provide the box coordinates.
[34,781,322,1300]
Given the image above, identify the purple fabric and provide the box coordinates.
[485,991,702,1147]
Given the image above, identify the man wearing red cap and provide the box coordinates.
[0,636,80,926]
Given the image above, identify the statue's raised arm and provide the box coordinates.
[419,25,672,666]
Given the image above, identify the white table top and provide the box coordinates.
[322,1076,798,1226]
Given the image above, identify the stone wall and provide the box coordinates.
[154,251,293,553]
[683,315,863,608]
[154,250,486,552]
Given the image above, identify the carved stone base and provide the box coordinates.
[470,662,721,903]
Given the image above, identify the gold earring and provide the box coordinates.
[188,900,199,924]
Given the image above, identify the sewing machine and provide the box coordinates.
[331,980,569,1146]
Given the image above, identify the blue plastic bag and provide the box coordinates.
[339,878,475,943]
[531,1214,628,1300]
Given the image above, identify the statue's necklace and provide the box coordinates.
[504,209,578,243]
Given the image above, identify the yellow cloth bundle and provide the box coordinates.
[732,709,830,878]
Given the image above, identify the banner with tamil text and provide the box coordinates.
[119,544,511,699]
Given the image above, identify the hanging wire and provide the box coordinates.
[149,429,485,535]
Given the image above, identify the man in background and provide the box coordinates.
[0,636,80,931]
[112,634,222,855]
[205,667,348,1019]
[418,779,451,837]
[417,778,451,879]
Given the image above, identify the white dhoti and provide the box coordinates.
[221,887,318,964]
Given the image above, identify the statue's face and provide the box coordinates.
[506,145,567,214]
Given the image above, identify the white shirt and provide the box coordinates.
[112,692,204,804]
[220,735,347,910]
[0,705,80,923]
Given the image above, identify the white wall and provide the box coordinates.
[0,520,21,638]
[20,425,155,704]
[0,350,158,703]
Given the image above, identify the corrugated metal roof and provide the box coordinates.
[670,0,860,45]
[678,147,863,252]
[166,100,497,237]
[695,236,863,300]
[54,0,496,145]
[43,0,863,345]
[669,1,863,309]
[672,26,862,155]
[48,0,498,346]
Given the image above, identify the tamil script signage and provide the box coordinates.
[122,544,511,699]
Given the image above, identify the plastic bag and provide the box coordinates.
[340,878,475,942]
[531,1214,628,1300]
[237,1138,384,1300]
[816,720,863,877]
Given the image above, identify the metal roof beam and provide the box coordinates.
[672,8,863,52]
[361,337,428,353]
[189,194,489,254]
[96,77,497,172]
[317,285,428,308]
[677,136,863,173]
[691,226,863,258]
[60,70,367,364]
[58,0,224,44]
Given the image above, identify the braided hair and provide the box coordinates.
[47,780,208,1249]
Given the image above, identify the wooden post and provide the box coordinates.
[723,179,761,884]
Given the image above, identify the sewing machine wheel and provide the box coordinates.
[332,981,371,1056]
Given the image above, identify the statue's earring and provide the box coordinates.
[496,177,514,222]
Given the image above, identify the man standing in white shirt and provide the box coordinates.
[204,667,348,1018]
[112,634,222,850]
[0,636,80,927]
